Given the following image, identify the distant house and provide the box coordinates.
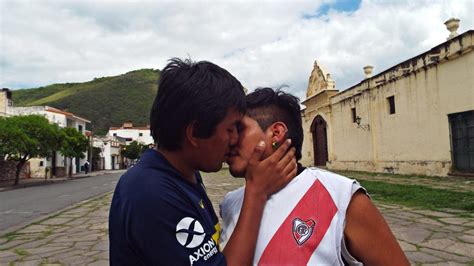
[93,136,126,170]
[108,123,154,145]
[9,106,91,178]
[0,88,13,117]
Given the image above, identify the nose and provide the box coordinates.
[230,126,239,146]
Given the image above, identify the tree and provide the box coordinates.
[121,141,145,161]
[0,115,62,185]
[58,127,89,178]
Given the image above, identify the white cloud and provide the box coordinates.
[0,0,472,102]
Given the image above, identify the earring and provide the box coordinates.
[272,141,279,150]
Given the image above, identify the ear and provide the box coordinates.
[185,122,199,147]
[267,122,288,144]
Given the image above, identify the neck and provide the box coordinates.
[157,148,197,184]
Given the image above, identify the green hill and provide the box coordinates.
[12,69,160,135]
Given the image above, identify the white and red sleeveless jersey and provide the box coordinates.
[219,168,364,265]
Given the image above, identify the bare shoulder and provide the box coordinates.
[344,191,410,266]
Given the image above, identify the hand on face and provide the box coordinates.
[227,116,269,177]
[244,139,297,200]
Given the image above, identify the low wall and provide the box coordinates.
[0,160,30,181]
[327,160,451,177]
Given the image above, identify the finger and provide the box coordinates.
[277,147,295,169]
[281,157,297,177]
[274,163,298,191]
[267,139,292,162]
[287,166,298,181]
[248,140,266,166]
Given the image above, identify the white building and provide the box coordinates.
[93,136,126,170]
[9,106,91,177]
[0,88,13,117]
[108,123,154,145]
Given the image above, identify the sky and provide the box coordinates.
[0,0,473,101]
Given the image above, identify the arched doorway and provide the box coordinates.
[311,115,328,166]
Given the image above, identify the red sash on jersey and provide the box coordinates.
[258,179,337,265]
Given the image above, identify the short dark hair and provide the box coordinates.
[150,58,245,150]
[246,87,303,160]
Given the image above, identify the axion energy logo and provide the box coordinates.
[176,217,205,248]
[176,217,219,264]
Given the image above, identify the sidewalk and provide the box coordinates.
[0,170,126,192]
[0,170,473,265]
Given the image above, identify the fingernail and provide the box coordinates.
[258,140,265,147]
[286,139,292,144]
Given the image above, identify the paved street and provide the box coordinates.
[0,171,123,235]
[0,170,473,265]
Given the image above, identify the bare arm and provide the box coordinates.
[223,139,297,266]
[344,191,410,266]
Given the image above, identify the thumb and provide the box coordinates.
[248,140,266,166]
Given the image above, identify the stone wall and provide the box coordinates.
[0,160,30,181]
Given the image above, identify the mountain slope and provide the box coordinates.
[13,69,160,135]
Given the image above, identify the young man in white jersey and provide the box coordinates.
[221,88,409,265]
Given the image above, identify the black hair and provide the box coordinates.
[150,58,246,150]
[246,87,303,161]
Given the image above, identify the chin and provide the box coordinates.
[228,166,245,178]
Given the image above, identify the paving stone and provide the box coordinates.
[40,218,72,226]
[0,239,29,250]
[405,251,443,263]
[391,226,430,243]
[89,222,108,230]
[420,238,457,250]
[464,229,474,235]
[0,250,18,258]
[16,238,50,249]
[24,245,70,255]
[92,240,109,251]
[410,210,456,218]
[394,212,427,220]
[62,255,96,265]
[82,250,101,257]
[442,225,466,232]
[0,255,21,264]
[67,218,91,226]
[10,233,44,240]
[15,258,45,266]
[93,251,109,260]
[444,242,474,258]
[429,232,451,240]
[464,221,474,227]
[457,234,474,244]
[398,240,417,251]
[420,247,472,263]
[51,226,71,233]
[74,240,96,249]
[417,218,445,226]
[89,259,109,266]
[423,263,469,266]
[49,250,86,261]
[439,217,470,225]
[16,224,50,234]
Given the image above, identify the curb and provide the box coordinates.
[0,191,113,238]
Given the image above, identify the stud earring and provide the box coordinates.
[272,141,279,150]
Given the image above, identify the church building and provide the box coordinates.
[301,19,473,176]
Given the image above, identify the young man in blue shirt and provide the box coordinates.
[109,58,297,265]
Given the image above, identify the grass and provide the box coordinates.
[13,248,30,256]
[360,179,474,212]
[334,170,472,182]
